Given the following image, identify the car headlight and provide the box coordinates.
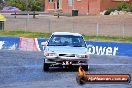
[76,54,88,58]
[44,53,57,56]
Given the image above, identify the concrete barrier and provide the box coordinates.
[0,36,131,57]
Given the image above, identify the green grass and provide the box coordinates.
[0,30,51,38]
[0,30,132,43]
[82,34,132,43]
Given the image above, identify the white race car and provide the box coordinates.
[41,32,90,71]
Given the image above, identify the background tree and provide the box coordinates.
[6,0,43,11]
[0,0,6,10]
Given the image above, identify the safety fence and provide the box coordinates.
[1,14,132,37]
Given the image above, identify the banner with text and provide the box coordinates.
[0,37,131,57]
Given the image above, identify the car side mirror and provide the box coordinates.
[87,44,93,48]
[41,41,48,46]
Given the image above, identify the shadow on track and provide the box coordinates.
[44,67,79,72]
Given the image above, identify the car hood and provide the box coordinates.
[45,46,88,54]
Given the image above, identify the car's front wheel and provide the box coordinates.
[43,59,49,71]
[43,63,49,71]
[81,65,88,71]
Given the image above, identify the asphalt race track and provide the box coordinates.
[0,50,132,88]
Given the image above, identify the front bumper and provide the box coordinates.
[44,56,89,66]
[45,56,89,61]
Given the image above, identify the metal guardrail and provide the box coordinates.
[10,11,39,18]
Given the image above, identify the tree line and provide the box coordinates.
[0,0,44,11]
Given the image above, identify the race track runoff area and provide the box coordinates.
[0,50,132,88]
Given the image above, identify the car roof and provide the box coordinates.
[52,32,82,36]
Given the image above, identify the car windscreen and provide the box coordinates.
[48,35,86,47]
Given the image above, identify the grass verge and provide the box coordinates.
[0,30,132,43]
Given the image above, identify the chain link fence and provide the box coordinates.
[2,13,132,37]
